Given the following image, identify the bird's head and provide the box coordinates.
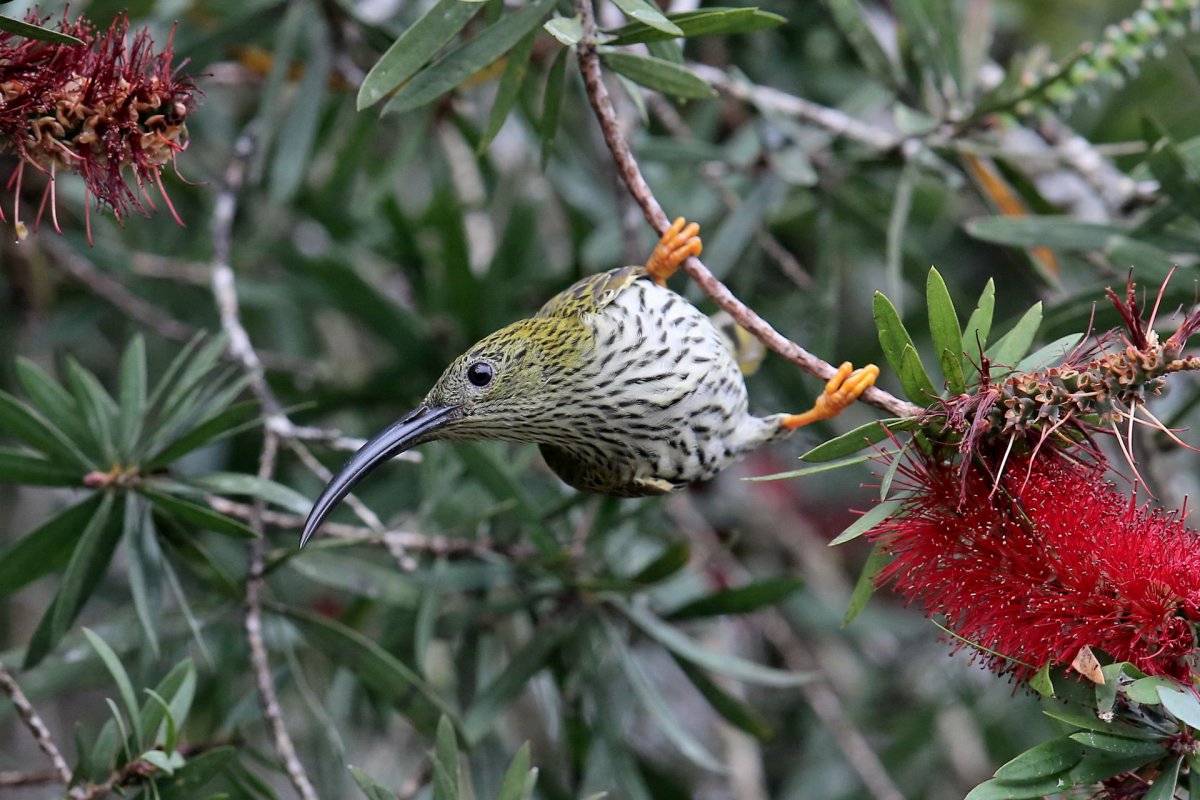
[300,316,591,545]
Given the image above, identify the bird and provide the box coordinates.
[301,218,878,546]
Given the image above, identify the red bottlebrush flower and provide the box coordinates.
[0,11,196,239]
[872,453,1200,682]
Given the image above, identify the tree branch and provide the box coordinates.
[0,659,72,786]
[573,3,921,419]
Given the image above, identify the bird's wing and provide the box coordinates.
[535,266,646,320]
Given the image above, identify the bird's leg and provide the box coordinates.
[782,362,880,429]
[646,216,702,286]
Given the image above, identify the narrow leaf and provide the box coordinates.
[666,578,803,620]
[384,0,556,115]
[961,278,995,369]
[141,489,258,539]
[1144,755,1182,800]
[479,30,536,151]
[600,51,716,100]
[1069,732,1165,758]
[540,47,568,165]
[829,499,903,546]
[0,447,80,485]
[0,389,92,469]
[0,15,85,44]
[986,303,1043,372]
[610,0,682,36]
[926,268,964,392]
[606,7,785,45]
[145,400,260,469]
[357,0,482,109]
[496,743,534,800]
[83,628,144,749]
[610,597,812,687]
[843,542,889,626]
[673,656,772,740]
[185,472,312,516]
[116,336,147,454]
[800,417,913,462]
[993,737,1084,781]
[0,495,103,597]
[25,493,119,667]
[1158,685,1200,730]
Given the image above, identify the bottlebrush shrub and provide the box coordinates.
[871,451,1200,683]
[0,10,195,237]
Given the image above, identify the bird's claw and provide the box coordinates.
[782,362,880,429]
[646,217,702,286]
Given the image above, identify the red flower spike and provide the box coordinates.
[872,453,1200,682]
[0,10,196,236]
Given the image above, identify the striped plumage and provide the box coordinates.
[429,265,789,496]
[300,219,876,546]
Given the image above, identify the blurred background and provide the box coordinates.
[0,0,1198,797]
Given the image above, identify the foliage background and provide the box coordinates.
[0,0,1198,798]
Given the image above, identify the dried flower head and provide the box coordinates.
[872,452,1200,682]
[0,11,196,239]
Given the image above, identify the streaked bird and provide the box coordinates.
[301,219,877,545]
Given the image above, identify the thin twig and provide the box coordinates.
[0,769,63,787]
[209,129,318,800]
[0,659,72,785]
[244,431,320,800]
[574,5,920,418]
[206,496,534,559]
[687,63,901,153]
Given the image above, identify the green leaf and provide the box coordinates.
[83,628,144,749]
[1158,685,1200,730]
[0,447,81,485]
[666,577,803,620]
[611,0,682,36]
[0,14,85,44]
[125,495,163,656]
[357,0,482,109]
[284,606,458,739]
[0,495,104,598]
[25,493,120,668]
[897,344,937,404]
[630,541,691,585]
[800,418,913,462]
[155,746,237,800]
[961,278,995,368]
[140,659,196,751]
[496,743,534,800]
[843,542,889,626]
[145,400,260,469]
[0,389,92,469]
[830,498,903,546]
[479,30,536,151]
[13,357,90,448]
[269,19,331,202]
[993,737,1085,781]
[116,336,147,455]
[965,216,1132,250]
[872,292,920,383]
[926,268,964,392]
[606,7,785,45]
[600,51,716,100]
[139,748,177,775]
[1124,676,1174,705]
[986,303,1043,372]
[1069,732,1166,759]
[463,621,573,741]
[141,488,258,539]
[65,358,118,464]
[608,624,726,773]
[821,0,903,91]
[1066,750,1161,784]
[543,16,582,45]
[540,46,568,166]
[435,716,460,797]
[610,597,812,687]
[673,656,772,740]
[1140,117,1200,213]
[1029,662,1054,697]
[746,452,879,481]
[384,0,556,114]
[964,777,1071,800]
[185,472,312,516]
[1014,333,1082,374]
[1145,755,1182,800]
[350,766,397,800]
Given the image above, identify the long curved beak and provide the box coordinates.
[300,404,457,547]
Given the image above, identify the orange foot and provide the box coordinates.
[782,362,880,429]
[646,217,702,286]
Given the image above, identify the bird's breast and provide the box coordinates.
[535,277,755,491]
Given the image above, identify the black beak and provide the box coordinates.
[300,405,456,547]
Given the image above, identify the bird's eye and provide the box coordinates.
[466,361,494,387]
